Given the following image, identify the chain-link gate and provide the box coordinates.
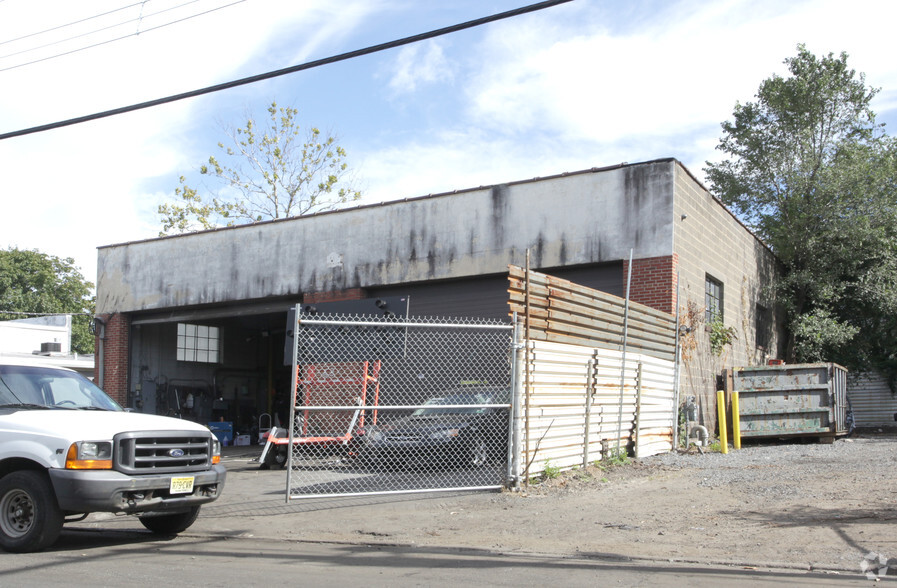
[272,307,518,499]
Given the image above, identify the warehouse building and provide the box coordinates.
[94,158,781,436]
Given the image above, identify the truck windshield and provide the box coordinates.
[0,365,122,411]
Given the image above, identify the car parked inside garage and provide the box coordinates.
[359,385,510,470]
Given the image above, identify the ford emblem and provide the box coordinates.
[168,449,185,458]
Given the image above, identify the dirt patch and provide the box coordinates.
[315,435,897,574]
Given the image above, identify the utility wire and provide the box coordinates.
[0,1,145,47]
[0,0,574,141]
[0,311,92,317]
[0,0,201,59]
[0,0,245,73]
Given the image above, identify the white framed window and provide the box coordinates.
[177,323,220,363]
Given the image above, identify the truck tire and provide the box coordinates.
[0,470,64,553]
[139,506,201,534]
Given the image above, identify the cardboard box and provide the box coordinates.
[234,434,251,446]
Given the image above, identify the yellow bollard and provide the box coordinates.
[732,390,741,450]
[717,390,728,454]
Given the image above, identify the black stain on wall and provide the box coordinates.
[533,233,545,268]
[427,250,437,278]
[490,185,510,245]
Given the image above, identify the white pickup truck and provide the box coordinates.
[0,360,227,552]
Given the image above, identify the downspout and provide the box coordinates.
[93,316,106,388]
[672,270,682,449]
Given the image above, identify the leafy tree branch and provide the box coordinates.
[159,102,361,234]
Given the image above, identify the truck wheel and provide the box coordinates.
[139,506,201,534]
[0,470,64,553]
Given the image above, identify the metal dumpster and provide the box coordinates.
[732,363,849,440]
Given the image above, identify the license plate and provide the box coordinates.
[169,476,195,494]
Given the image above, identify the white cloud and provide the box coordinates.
[386,40,454,94]
[364,0,897,199]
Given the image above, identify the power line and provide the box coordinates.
[0,0,201,58]
[0,0,246,73]
[0,1,146,47]
[0,0,574,141]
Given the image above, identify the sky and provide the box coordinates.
[1,0,896,286]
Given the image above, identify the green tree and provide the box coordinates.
[704,45,897,380]
[158,102,361,234]
[0,248,95,355]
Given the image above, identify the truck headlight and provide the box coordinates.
[66,441,113,469]
[211,437,221,465]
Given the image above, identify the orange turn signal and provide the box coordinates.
[65,443,113,470]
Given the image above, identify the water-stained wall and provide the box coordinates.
[97,161,676,314]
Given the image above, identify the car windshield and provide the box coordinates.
[412,389,506,416]
[0,365,122,411]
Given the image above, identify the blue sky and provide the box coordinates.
[1,0,896,284]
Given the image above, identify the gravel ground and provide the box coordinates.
[499,432,897,574]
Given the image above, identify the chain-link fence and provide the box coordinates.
[271,310,517,499]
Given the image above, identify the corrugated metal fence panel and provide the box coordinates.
[847,372,897,426]
[523,340,675,477]
[634,356,677,458]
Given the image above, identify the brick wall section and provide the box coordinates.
[623,255,678,314]
[95,313,130,405]
[303,288,368,304]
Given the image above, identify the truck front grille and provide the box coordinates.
[114,430,213,474]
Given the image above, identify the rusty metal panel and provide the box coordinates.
[508,266,677,362]
[733,363,849,438]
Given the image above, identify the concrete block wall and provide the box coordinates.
[671,164,780,427]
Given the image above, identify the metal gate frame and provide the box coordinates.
[285,306,520,501]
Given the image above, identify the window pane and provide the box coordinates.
[705,275,723,322]
[176,323,220,364]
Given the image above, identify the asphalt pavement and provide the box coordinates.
[64,442,893,580]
